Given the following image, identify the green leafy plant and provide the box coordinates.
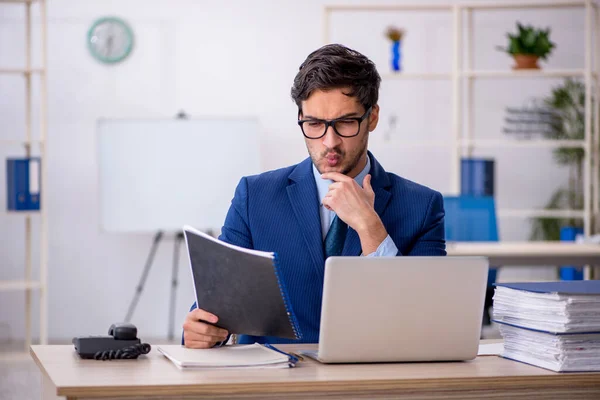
[530,79,586,240]
[497,22,555,60]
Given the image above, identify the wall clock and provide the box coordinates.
[87,17,134,64]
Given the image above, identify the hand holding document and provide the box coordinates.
[183,225,302,340]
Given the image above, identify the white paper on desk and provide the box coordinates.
[157,343,292,369]
[477,342,504,356]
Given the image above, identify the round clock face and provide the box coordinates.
[87,17,134,64]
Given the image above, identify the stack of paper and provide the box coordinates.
[493,280,600,372]
[157,343,298,369]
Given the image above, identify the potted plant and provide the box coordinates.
[497,22,555,69]
[530,79,585,242]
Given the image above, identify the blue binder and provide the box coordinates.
[559,227,584,280]
[6,157,41,211]
[461,158,494,197]
[495,320,600,335]
[496,280,600,295]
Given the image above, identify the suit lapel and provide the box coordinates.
[287,159,325,277]
[342,152,392,256]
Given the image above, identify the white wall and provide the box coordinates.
[0,0,589,341]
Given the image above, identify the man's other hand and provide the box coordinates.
[182,308,229,349]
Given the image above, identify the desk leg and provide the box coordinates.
[42,373,65,400]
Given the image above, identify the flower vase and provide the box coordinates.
[391,40,401,72]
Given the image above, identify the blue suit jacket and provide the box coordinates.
[187,152,446,344]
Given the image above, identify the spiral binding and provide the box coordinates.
[272,253,302,340]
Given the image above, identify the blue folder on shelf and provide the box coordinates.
[6,157,41,211]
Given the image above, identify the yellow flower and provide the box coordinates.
[385,27,404,42]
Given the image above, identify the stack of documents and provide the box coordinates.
[157,343,298,369]
[493,280,600,372]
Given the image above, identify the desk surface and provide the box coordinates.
[447,241,600,267]
[32,343,600,400]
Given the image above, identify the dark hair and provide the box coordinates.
[290,44,381,113]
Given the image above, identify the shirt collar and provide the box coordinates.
[312,155,371,205]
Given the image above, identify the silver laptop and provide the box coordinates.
[304,256,489,363]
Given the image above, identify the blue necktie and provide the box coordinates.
[324,215,348,258]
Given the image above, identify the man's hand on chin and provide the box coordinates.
[321,172,388,255]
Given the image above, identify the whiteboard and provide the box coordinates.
[97,118,261,233]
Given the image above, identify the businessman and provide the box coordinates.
[183,44,446,348]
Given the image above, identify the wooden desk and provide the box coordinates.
[32,343,600,400]
[447,241,600,279]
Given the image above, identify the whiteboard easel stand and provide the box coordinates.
[123,231,185,341]
[124,229,214,341]
[124,111,204,340]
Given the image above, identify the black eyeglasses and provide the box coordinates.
[298,106,373,139]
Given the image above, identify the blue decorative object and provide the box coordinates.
[559,226,584,280]
[391,40,401,71]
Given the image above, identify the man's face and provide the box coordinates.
[300,88,379,178]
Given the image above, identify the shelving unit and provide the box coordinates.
[381,72,453,80]
[460,139,587,148]
[0,0,48,350]
[323,0,600,235]
[463,69,590,77]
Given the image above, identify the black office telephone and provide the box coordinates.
[72,322,151,360]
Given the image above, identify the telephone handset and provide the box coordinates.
[72,322,151,360]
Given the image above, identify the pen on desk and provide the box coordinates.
[262,343,301,363]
